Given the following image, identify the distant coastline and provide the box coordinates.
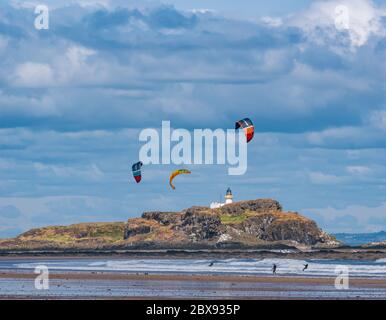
[333,231,386,246]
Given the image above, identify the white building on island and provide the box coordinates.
[210,188,233,209]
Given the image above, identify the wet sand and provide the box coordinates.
[1,270,385,299]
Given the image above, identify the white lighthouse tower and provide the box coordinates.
[225,187,233,204]
[210,188,234,209]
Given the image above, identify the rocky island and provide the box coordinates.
[0,199,341,252]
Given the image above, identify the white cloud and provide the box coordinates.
[11,0,109,10]
[309,171,344,184]
[54,46,99,85]
[306,127,360,145]
[368,110,386,131]
[12,62,54,87]
[190,9,215,15]
[305,203,386,232]
[261,16,283,27]
[0,90,59,117]
[290,0,386,49]
[34,163,104,181]
[66,46,96,68]
[346,165,371,175]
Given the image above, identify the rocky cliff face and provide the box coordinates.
[123,199,338,248]
[217,199,282,215]
[0,199,339,250]
[179,207,222,242]
[361,240,386,249]
[0,222,126,250]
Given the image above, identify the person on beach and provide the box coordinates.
[272,264,277,275]
[303,264,308,271]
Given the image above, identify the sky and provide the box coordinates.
[0,0,386,237]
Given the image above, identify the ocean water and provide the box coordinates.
[333,232,386,246]
[1,258,385,278]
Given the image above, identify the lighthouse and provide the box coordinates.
[210,188,234,208]
[225,187,233,204]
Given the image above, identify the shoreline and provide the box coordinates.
[0,248,385,261]
[1,270,386,285]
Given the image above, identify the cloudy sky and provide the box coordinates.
[0,0,386,237]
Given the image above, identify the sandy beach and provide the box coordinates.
[1,271,385,299]
[0,256,385,299]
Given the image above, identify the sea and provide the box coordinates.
[333,231,386,246]
[1,257,386,278]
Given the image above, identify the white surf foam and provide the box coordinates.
[375,258,386,263]
[13,258,386,278]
